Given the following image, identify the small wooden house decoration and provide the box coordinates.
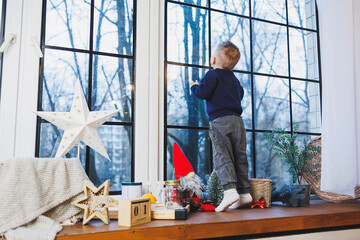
[118,198,151,227]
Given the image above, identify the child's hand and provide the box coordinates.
[190,80,199,88]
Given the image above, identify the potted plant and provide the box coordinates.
[263,125,321,207]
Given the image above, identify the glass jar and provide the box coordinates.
[165,180,182,209]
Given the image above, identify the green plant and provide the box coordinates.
[263,125,321,185]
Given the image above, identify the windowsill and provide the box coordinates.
[55,199,360,239]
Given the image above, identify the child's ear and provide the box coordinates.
[212,57,216,65]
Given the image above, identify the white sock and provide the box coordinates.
[215,189,239,212]
[229,193,253,209]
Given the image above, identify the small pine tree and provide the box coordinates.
[207,170,224,205]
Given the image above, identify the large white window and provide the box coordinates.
[0,0,321,192]
[164,0,322,187]
[0,0,159,193]
[36,0,136,193]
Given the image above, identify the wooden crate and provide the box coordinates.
[118,198,151,227]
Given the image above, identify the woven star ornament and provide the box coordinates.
[72,179,118,225]
[35,81,119,160]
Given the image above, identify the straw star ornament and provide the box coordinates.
[35,81,119,160]
[72,180,118,225]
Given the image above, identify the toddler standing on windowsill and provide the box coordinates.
[190,41,252,212]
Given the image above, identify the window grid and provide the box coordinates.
[35,0,137,194]
[164,0,322,181]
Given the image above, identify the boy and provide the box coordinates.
[190,41,252,212]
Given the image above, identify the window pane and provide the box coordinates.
[41,49,89,112]
[246,132,254,178]
[164,0,322,192]
[254,75,290,130]
[89,125,132,191]
[291,80,321,133]
[234,73,252,129]
[45,0,90,49]
[167,3,208,66]
[211,0,249,16]
[295,134,314,147]
[171,0,208,7]
[255,132,291,188]
[93,0,133,55]
[92,55,132,122]
[167,64,209,127]
[289,28,319,80]
[166,128,211,183]
[0,1,2,24]
[211,12,250,71]
[288,0,316,30]
[39,123,86,168]
[252,20,288,76]
[251,0,286,24]
[39,0,135,193]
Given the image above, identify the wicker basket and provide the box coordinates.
[303,136,360,203]
[249,178,272,208]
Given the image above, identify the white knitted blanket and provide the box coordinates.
[0,158,91,240]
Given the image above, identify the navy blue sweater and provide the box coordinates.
[191,69,244,121]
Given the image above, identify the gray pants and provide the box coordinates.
[209,115,250,193]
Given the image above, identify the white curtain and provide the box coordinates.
[317,0,360,197]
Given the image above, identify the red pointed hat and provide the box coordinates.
[173,142,194,179]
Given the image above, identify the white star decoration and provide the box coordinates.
[36,81,119,160]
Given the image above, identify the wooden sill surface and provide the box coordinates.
[56,200,360,240]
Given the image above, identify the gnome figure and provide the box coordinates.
[173,142,215,211]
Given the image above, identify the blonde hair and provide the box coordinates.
[216,41,241,69]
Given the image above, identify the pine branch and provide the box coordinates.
[263,124,321,184]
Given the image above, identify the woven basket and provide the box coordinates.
[303,136,360,203]
[250,178,272,208]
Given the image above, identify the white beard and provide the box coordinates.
[179,175,203,198]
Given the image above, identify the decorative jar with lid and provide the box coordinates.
[165,180,182,209]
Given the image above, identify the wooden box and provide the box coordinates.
[118,198,151,227]
[151,204,190,220]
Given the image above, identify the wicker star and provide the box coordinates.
[72,179,118,225]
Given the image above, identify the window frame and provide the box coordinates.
[34,0,137,194]
[0,0,322,190]
[0,0,7,98]
[0,0,164,194]
[163,0,322,180]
